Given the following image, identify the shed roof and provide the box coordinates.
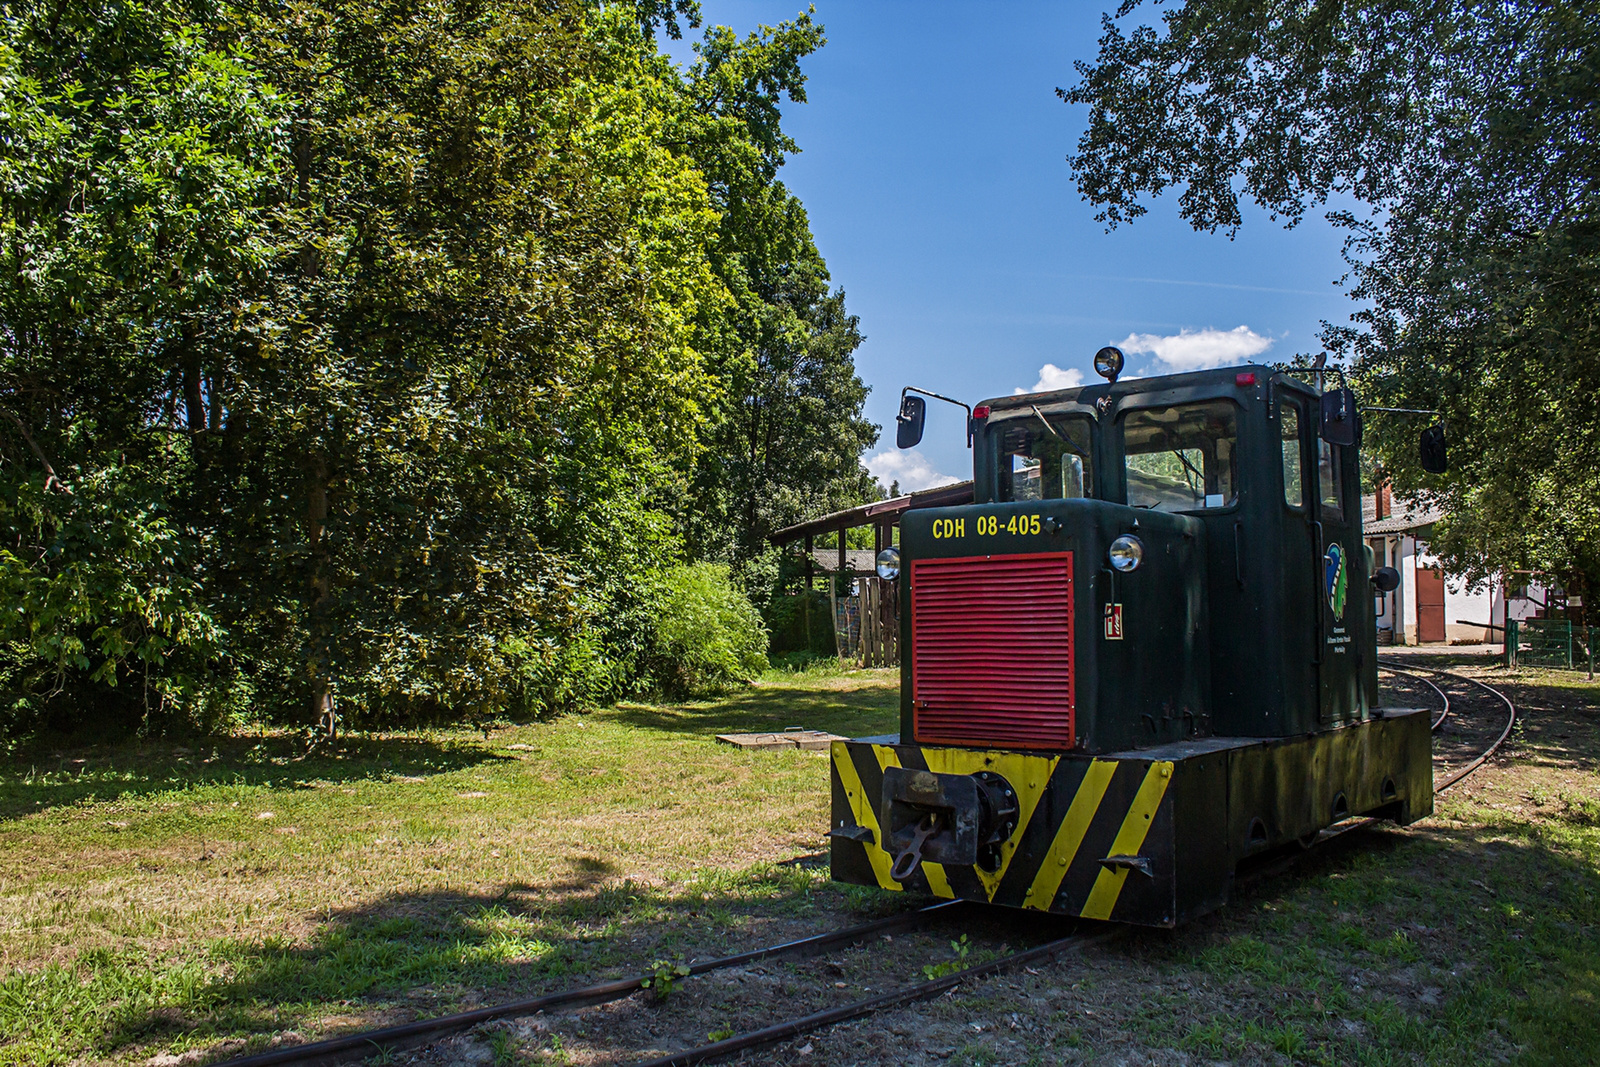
[809,548,878,575]
[770,480,974,545]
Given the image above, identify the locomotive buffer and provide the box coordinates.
[830,355,1434,926]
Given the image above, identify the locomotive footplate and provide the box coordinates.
[829,710,1432,927]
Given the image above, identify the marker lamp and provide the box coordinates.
[1108,535,1144,573]
[875,547,901,580]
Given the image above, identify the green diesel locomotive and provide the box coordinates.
[828,353,1432,927]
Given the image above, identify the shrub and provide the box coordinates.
[646,563,769,697]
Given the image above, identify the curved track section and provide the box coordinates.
[217,667,1518,1067]
[1380,663,1451,731]
[1380,660,1517,793]
[648,668,1519,1067]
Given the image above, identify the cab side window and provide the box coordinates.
[1281,404,1304,507]
[1318,439,1344,519]
[997,416,1095,502]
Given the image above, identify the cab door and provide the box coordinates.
[1313,435,1361,723]
[1275,389,1319,734]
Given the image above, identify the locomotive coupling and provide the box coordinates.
[881,767,1020,881]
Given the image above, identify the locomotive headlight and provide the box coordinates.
[1108,534,1144,572]
[875,547,901,580]
[1094,345,1125,383]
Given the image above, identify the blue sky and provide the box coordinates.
[665,2,1359,492]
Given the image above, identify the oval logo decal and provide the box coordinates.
[1324,543,1348,620]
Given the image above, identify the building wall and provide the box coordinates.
[1370,535,1404,642]
[1377,533,1498,644]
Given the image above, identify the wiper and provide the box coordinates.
[1170,448,1204,497]
[1030,405,1066,441]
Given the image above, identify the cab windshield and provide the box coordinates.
[996,413,1095,502]
[1121,401,1239,511]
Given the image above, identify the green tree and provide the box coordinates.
[0,0,729,739]
[1062,0,1600,598]
[201,0,725,730]
[664,15,880,572]
[0,0,870,743]
[0,0,278,736]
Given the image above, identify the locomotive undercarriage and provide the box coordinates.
[828,708,1432,928]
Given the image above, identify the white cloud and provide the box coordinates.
[1013,363,1086,395]
[865,448,962,494]
[1117,326,1274,371]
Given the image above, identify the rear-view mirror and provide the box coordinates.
[896,394,926,449]
[1420,423,1448,474]
[1319,387,1362,447]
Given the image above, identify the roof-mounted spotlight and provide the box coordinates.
[1094,346,1125,384]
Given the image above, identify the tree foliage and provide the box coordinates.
[0,0,276,734]
[664,15,880,572]
[1063,0,1600,597]
[0,0,871,743]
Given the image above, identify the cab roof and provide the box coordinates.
[980,364,1317,415]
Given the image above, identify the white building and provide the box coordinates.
[1363,487,1556,645]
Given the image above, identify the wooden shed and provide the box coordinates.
[770,481,973,666]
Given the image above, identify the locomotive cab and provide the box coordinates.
[829,364,1433,926]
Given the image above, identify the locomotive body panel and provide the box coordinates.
[899,500,1208,754]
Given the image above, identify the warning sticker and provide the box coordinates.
[1104,603,1124,640]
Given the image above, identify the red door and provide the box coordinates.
[1416,566,1446,643]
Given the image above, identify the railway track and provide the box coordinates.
[215,665,1516,1067]
[213,902,965,1067]
[1379,662,1452,731]
[1378,659,1517,792]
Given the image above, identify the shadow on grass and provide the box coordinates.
[64,865,903,1065]
[0,734,509,823]
[1202,817,1600,1067]
[606,679,899,741]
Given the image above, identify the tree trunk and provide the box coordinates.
[305,457,336,739]
[181,324,206,434]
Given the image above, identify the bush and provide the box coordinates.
[762,588,837,657]
[646,563,769,698]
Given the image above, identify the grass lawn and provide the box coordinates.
[2,657,1597,1066]
[0,666,903,1066]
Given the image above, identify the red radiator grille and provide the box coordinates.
[910,552,1075,750]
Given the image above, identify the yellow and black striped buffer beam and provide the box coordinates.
[830,740,1177,925]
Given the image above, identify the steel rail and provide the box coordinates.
[211,900,965,1067]
[628,927,1121,1067]
[1409,667,1518,793]
[217,668,1516,1067]
[645,665,1518,1067]
[1379,662,1451,731]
